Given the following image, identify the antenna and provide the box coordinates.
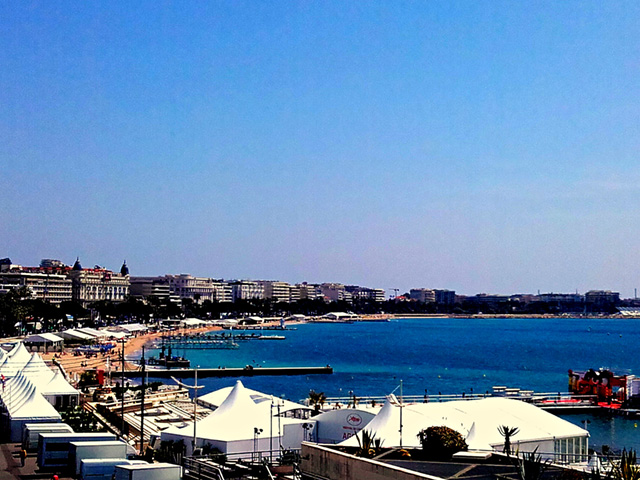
[390,288,399,299]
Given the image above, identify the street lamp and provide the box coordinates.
[253,427,263,462]
[172,366,203,455]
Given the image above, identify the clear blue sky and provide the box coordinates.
[1,1,639,296]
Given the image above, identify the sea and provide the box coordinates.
[142,317,640,452]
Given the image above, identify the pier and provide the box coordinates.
[121,365,333,379]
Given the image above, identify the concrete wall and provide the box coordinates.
[301,443,442,480]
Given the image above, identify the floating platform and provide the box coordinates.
[121,365,333,379]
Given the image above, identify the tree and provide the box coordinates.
[417,426,468,460]
[498,425,520,456]
[307,390,327,415]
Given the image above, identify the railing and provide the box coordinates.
[315,391,598,408]
[183,448,302,480]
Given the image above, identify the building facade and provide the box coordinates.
[230,280,264,301]
[68,259,130,306]
[410,288,436,303]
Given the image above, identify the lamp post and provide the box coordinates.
[120,338,126,439]
[253,427,263,462]
[172,366,203,455]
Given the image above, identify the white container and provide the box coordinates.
[70,441,129,476]
[114,463,181,480]
[80,459,148,480]
[37,432,116,469]
[23,423,73,451]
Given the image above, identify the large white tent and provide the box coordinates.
[0,371,61,441]
[162,381,314,458]
[339,396,588,462]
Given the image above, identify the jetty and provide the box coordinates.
[121,365,333,379]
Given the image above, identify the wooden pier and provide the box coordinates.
[121,365,333,379]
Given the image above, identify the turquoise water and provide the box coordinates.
[144,317,640,451]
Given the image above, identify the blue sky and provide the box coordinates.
[1,1,639,296]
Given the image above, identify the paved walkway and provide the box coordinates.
[0,443,68,480]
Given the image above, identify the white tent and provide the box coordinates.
[59,330,95,343]
[182,318,206,327]
[102,329,129,339]
[0,372,61,441]
[199,384,313,419]
[162,381,313,458]
[119,323,148,333]
[0,343,33,377]
[76,327,108,339]
[41,369,79,409]
[20,353,55,385]
[23,333,64,352]
[340,397,588,461]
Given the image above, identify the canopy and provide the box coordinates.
[59,330,95,341]
[41,369,79,396]
[24,333,64,344]
[76,328,107,338]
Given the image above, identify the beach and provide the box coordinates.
[40,324,222,377]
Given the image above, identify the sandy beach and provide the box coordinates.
[40,325,222,378]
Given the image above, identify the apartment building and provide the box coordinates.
[410,288,436,303]
[230,280,264,301]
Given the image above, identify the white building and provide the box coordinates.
[164,274,215,303]
[410,288,436,303]
[68,259,130,307]
[230,280,264,301]
[259,281,292,303]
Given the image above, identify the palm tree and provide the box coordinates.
[308,390,327,415]
[497,425,520,456]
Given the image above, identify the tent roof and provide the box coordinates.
[76,328,107,338]
[20,353,55,385]
[169,381,278,442]
[119,323,148,332]
[340,397,588,450]
[60,330,94,340]
[41,369,79,396]
[183,318,206,326]
[0,343,32,377]
[24,333,64,343]
[199,383,310,415]
[102,330,129,339]
[6,375,62,420]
